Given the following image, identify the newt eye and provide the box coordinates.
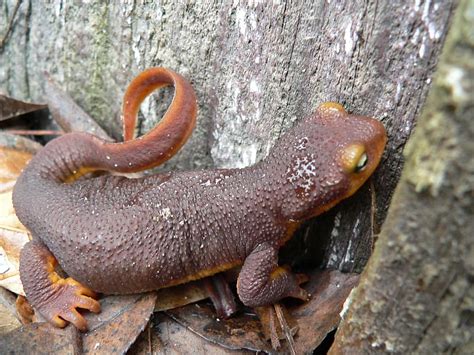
[341,144,368,173]
[355,153,368,172]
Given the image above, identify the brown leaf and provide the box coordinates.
[167,303,274,353]
[0,134,37,231]
[82,292,157,354]
[166,270,359,354]
[129,313,248,354]
[0,141,32,296]
[0,322,80,354]
[0,302,21,334]
[154,279,208,312]
[0,191,26,231]
[0,293,157,354]
[0,146,33,193]
[293,270,359,354]
[15,295,35,325]
[154,274,238,318]
[0,287,21,334]
[255,304,298,350]
[0,95,47,122]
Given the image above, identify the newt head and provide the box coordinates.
[277,102,387,221]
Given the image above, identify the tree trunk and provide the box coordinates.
[331,0,473,352]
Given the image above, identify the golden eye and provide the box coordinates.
[355,152,368,172]
[341,144,368,173]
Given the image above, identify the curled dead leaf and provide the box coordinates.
[0,95,47,122]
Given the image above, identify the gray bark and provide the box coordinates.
[331,0,474,353]
[0,0,454,293]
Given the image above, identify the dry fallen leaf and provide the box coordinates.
[166,270,359,354]
[0,293,158,354]
[293,270,359,354]
[0,226,29,295]
[82,293,158,353]
[0,141,33,296]
[0,134,37,231]
[0,303,21,334]
[0,192,24,231]
[167,302,275,353]
[0,133,38,339]
[0,322,81,354]
[15,295,35,325]
[129,313,247,354]
[0,287,21,334]
[0,95,47,122]
[0,147,33,193]
[154,279,209,312]
[203,273,238,319]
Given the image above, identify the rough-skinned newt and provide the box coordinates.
[13,67,387,331]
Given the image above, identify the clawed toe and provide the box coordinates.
[58,308,88,331]
[38,278,101,331]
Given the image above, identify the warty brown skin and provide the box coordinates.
[13,68,387,331]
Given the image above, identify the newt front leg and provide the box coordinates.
[19,240,100,331]
[236,243,309,307]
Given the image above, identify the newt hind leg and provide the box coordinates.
[236,242,309,307]
[19,240,100,331]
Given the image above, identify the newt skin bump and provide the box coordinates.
[13,68,387,331]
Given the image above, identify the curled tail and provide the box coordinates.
[17,67,197,184]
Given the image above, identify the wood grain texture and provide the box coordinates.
[0,1,455,271]
[330,0,474,351]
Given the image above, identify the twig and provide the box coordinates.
[269,306,281,350]
[4,129,64,136]
[274,303,296,355]
[0,0,22,50]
